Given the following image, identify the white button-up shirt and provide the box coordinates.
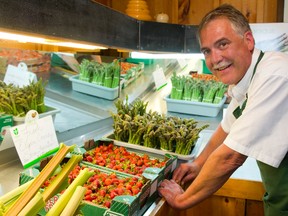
[222,48,288,168]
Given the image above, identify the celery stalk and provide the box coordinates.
[46,168,93,216]
[4,143,75,216]
[60,186,86,216]
[18,192,44,216]
[42,154,83,202]
[0,180,33,206]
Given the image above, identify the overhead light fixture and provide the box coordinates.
[0,32,46,43]
[0,31,107,50]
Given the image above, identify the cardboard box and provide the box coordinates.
[76,139,177,179]
[72,139,177,215]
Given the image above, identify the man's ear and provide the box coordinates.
[244,31,255,51]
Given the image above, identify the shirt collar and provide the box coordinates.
[228,48,261,103]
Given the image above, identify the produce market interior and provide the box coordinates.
[0,0,287,215]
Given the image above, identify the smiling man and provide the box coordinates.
[158,4,288,216]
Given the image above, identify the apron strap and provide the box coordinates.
[233,51,265,119]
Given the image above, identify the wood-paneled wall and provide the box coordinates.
[92,0,284,24]
[148,178,265,216]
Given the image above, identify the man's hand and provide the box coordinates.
[172,162,201,186]
[158,179,184,209]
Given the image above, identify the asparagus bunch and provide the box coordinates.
[111,96,209,155]
[170,73,228,103]
[78,59,121,88]
[0,79,48,117]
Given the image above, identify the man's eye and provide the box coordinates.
[219,42,228,49]
[202,49,210,56]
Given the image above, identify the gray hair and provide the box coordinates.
[197,4,251,40]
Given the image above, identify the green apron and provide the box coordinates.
[233,51,288,216]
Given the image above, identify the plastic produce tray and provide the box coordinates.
[69,75,120,100]
[13,105,61,126]
[165,95,226,117]
[104,133,205,165]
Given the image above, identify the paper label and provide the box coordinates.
[152,65,167,90]
[6,114,59,168]
[177,59,187,69]
[4,63,37,87]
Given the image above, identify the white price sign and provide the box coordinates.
[4,63,37,87]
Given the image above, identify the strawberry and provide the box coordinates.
[104,200,111,208]
[132,187,140,195]
[86,155,93,162]
[104,178,112,186]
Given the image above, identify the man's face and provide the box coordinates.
[199,18,254,85]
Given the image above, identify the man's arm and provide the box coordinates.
[173,124,229,185]
[159,144,247,209]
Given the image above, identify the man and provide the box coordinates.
[158,4,288,216]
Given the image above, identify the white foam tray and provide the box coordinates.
[13,106,61,126]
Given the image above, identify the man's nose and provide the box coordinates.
[210,50,223,65]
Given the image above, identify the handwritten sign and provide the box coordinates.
[6,113,59,168]
[4,63,37,87]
